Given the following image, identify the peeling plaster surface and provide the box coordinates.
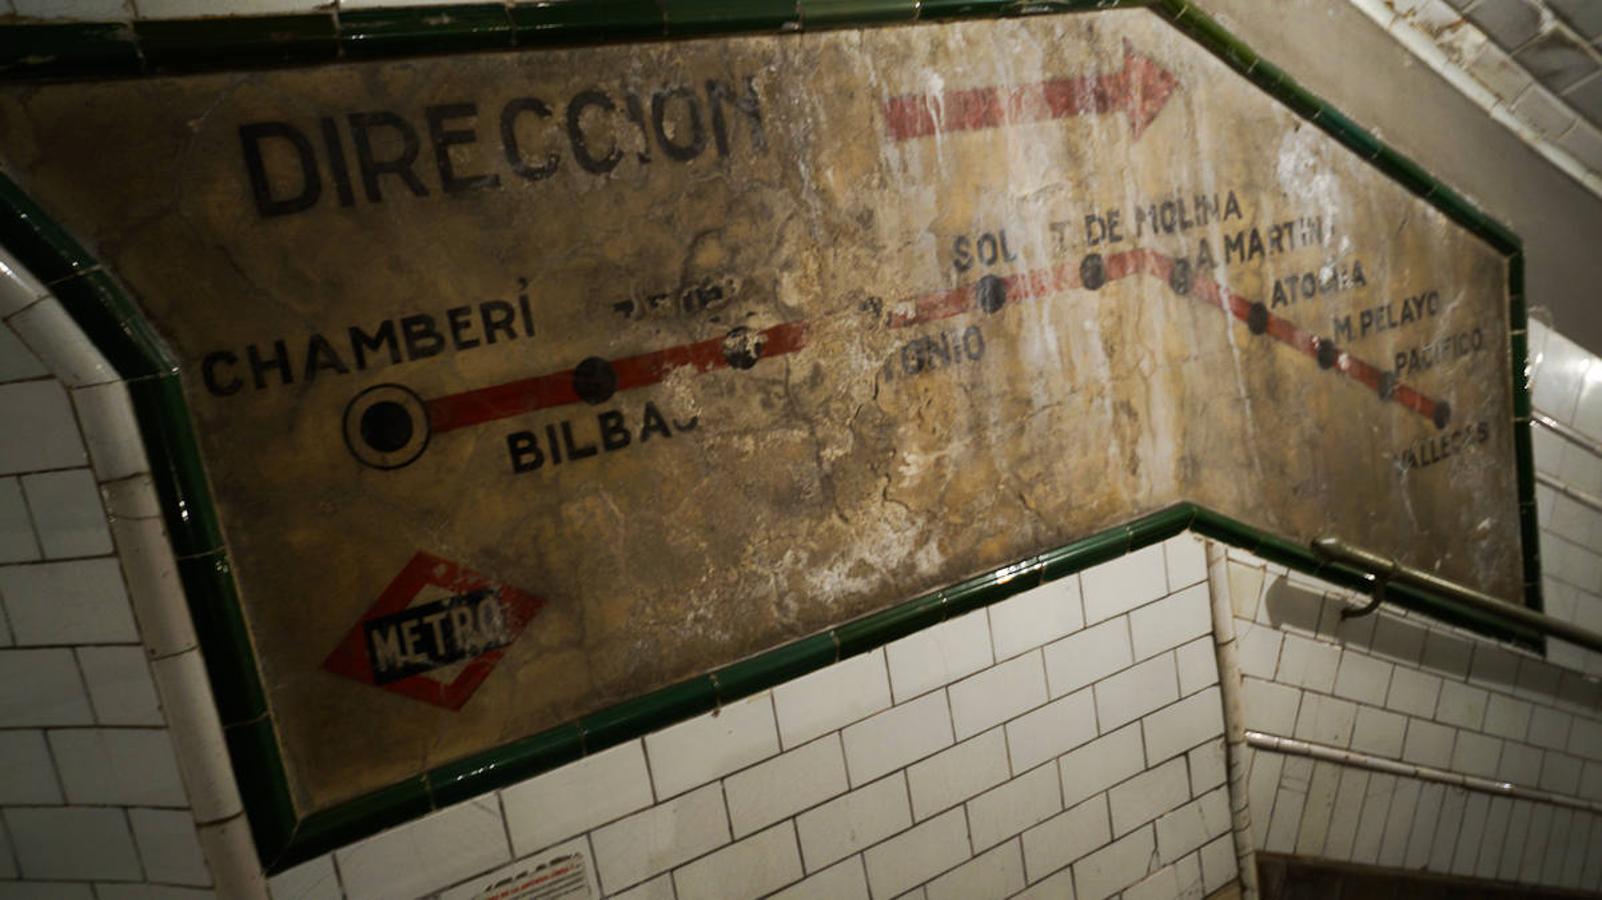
[0,9,1518,813]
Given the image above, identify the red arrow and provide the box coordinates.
[882,40,1180,142]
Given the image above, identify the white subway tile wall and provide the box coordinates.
[1229,532,1602,890]
[295,535,1231,899]
[0,259,233,897]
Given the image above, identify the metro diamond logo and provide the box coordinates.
[323,551,546,710]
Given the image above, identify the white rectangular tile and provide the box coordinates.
[862,807,968,900]
[1349,772,1393,866]
[5,807,141,882]
[1199,833,1236,895]
[133,0,316,17]
[1108,757,1189,837]
[1021,793,1110,883]
[988,576,1083,661]
[725,734,848,837]
[1400,718,1455,769]
[1426,787,1468,872]
[0,477,39,564]
[906,728,1008,822]
[1323,768,1369,861]
[9,299,115,387]
[109,510,196,660]
[1188,737,1226,796]
[1294,760,1343,856]
[1081,544,1168,624]
[77,646,162,726]
[966,762,1061,851]
[0,729,59,804]
[841,691,952,786]
[48,728,186,806]
[0,381,87,475]
[501,739,654,856]
[1005,687,1096,773]
[645,693,778,799]
[886,611,993,703]
[1142,686,1224,764]
[1292,692,1357,748]
[772,649,891,750]
[1240,676,1301,735]
[1275,633,1341,692]
[1350,704,1406,758]
[1264,756,1311,854]
[948,651,1047,740]
[1235,621,1282,680]
[1376,778,1420,868]
[1164,534,1207,592]
[590,783,729,895]
[1058,721,1144,809]
[19,468,111,558]
[1042,616,1132,698]
[673,822,801,900]
[795,774,910,872]
[338,798,510,900]
[1386,667,1443,718]
[71,381,148,482]
[1093,653,1178,732]
[769,857,868,900]
[147,649,238,824]
[0,324,47,386]
[0,558,138,645]
[1499,741,1544,788]
[1073,823,1155,900]
[1402,782,1446,869]
[1449,792,1491,877]
[1333,650,1393,705]
[1475,797,1513,881]
[1128,583,1211,662]
[1529,705,1574,750]
[925,839,1024,900]
[1154,786,1229,865]
[1521,803,1556,883]
[1247,750,1282,850]
[129,808,209,886]
[1451,731,1502,778]
[1434,679,1489,730]
[1541,751,1583,794]
[1497,800,1533,881]
[1174,635,1218,697]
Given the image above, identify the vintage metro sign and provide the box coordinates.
[323,552,546,710]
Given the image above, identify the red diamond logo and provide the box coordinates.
[323,551,545,710]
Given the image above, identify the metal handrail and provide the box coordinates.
[1311,537,1602,655]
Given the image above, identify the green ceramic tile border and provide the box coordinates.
[0,0,1544,872]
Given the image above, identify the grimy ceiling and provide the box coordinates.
[1,9,1518,815]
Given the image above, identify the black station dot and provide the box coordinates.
[573,356,618,405]
[976,275,1008,314]
[722,326,766,370]
[360,400,414,453]
[1316,338,1339,370]
[1080,254,1107,291]
[1168,259,1192,296]
[1246,302,1269,335]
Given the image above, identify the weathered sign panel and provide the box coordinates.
[0,9,1517,814]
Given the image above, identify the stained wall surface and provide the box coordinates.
[0,8,1522,814]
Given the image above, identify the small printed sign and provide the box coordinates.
[323,552,545,709]
[440,838,597,900]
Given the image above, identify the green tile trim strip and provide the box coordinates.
[0,0,1545,871]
